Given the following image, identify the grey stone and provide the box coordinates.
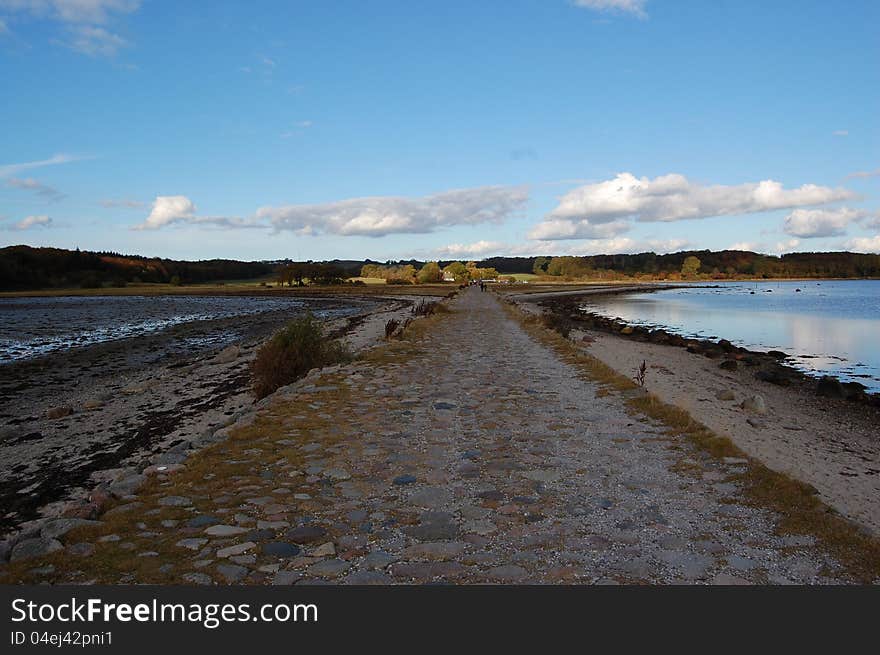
[216,564,249,583]
[10,537,63,562]
[285,525,327,543]
[183,572,213,585]
[261,542,301,558]
[204,525,249,537]
[307,559,352,577]
[40,518,100,541]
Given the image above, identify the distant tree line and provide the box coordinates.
[3,245,878,292]
[0,245,275,291]
[527,250,880,280]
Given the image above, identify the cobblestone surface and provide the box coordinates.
[4,288,851,584]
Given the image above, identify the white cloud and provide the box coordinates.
[6,177,66,201]
[0,153,81,178]
[573,0,648,18]
[66,24,126,55]
[783,207,865,238]
[0,1,139,24]
[503,236,691,257]
[136,195,196,230]
[8,214,52,230]
[435,240,506,258]
[847,168,880,180]
[844,235,880,254]
[530,172,855,240]
[773,238,801,253]
[0,0,138,56]
[134,195,262,231]
[729,242,759,252]
[832,130,849,137]
[257,186,528,237]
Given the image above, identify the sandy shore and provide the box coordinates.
[511,291,880,536]
[0,293,431,537]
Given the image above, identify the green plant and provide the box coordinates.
[251,313,349,399]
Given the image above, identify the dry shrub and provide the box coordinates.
[251,313,349,399]
[411,299,438,316]
[385,318,401,338]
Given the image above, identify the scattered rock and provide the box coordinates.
[11,537,63,562]
[285,525,327,544]
[215,564,249,583]
[716,390,736,401]
[204,525,249,537]
[213,345,241,364]
[176,538,208,551]
[40,518,100,541]
[45,406,73,420]
[719,360,738,371]
[393,474,417,486]
[816,376,845,399]
[182,572,213,585]
[311,542,336,557]
[740,395,767,414]
[217,542,256,558]
[261,542,301,558]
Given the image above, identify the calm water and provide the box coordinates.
[0,295,348,363]
[582,280,880,392]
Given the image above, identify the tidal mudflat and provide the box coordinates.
[0,294,414,536]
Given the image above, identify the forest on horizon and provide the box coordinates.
[1,244,879,291]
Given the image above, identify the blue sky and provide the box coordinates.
[1,0,878,261]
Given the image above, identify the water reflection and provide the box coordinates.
[583,280,880,392]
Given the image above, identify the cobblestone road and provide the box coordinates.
[5,288,851,584]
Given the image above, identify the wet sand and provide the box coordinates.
[0,294,425,537]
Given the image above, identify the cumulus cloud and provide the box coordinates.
[844,235,880,254]
[435,240,506,258]
[783,207,865,238]
[257,186,528,237]
[530,172,855,240]
[134,195,261,231]
[0,153,81,178]
[729,242,759,252]
[7,214,52,230]
[137,195,196,230]
[573,0,648,18]
[6,177,65,201]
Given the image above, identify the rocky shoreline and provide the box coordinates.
[0,294,425,558]
[536,293,880,409]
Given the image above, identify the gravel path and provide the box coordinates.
[4,288,852,584]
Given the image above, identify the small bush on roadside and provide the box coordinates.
[251,313,350,399]
[411,299,438,316]
[385,318,401,338]
[386,278,413,285]
[541,313,571,339]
